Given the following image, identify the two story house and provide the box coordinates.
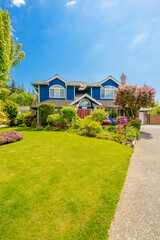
[31,73,126,119]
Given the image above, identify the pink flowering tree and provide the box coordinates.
[114,85,155,119]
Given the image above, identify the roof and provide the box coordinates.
[98,100,119,108]
[69,93,102,106]
[140,108,153,112]
[18,106,31,111]
[31,74,119,90]
[31,99,73,108]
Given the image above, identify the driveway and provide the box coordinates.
[109,125,160,240]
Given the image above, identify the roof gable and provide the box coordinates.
[99,75,121,86]
[69,93,102,106]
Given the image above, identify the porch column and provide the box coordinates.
[37,108,40,123]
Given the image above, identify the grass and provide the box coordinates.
[0,127,133,240]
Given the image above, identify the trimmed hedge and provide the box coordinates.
[39,104,55,126]
[0,131,23,145]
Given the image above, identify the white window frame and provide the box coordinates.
[101,86,116,99]
[79,98,91,107]
[49,85,65,98]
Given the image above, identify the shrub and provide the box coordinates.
[23,114,35,127]
[39,104,55,126]
[129,119,141,131]
[106,125,115,132]
[3,100,18,126]
[108,109,118,118]
[44,125,53,131]
[81,116,102,134]
[125,126,138,139]
[71,117,82,129]
[102,119,111,125]
[91,108,108,124]
[0,131,23,145]
[61,106,76,122]
[47,114,67,127]
[0,110,10,125]
[31,118,37,128]
[16,111,33,126]
[112,132,126,144]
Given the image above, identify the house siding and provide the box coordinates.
[101,79,119,88]
[38,76,120,104]
[92,87,101,100]
[40,78,66,102]
[67,86,75,100]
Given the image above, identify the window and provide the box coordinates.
[49,85,65,98]
[101,86,116,99]
[79,98,91,107]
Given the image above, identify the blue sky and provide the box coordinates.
[1,0,160,100]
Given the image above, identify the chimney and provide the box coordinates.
[121,73,126,86]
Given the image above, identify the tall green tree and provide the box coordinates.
[0,8,25,83]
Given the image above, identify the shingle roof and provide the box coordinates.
[31,99,73,108]
[98,100,119,108]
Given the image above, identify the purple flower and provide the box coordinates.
[135,117,141,120]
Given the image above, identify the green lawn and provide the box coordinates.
[0,127,133,240]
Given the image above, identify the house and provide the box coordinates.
[18,106,31,115]
[31,74,126,120]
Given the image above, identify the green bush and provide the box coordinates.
[70,117,82,129]
[125,126,138,139]
[23,114,35,127]
[31,118,37,128]
[90,108,108,124]
[61,106,76,122]
[44,125,53,131]
[129,119,141,131]
[3,100,18,126]
[106,125,115,132]
[39,104,55,126]
[16,111,33,126]
[81,116,102,134]
[47,114,67,127]
[108,109,118,118]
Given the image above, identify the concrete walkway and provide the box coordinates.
[109,125,160,240]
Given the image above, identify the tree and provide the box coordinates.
[3,100,18,126]
[114,85,155,119]
[0,88,11,101]
[10,80,16,93]
[0,8,25,83]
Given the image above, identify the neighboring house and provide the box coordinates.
[31,73,126,120]
[18,106,31,115]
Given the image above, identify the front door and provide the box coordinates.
[77,109,91,119]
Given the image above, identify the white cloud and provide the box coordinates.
[131,33,148,46]
[66,1,77,7]
[11,0,26,7]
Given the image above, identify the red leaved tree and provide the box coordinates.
[114,85,155,119]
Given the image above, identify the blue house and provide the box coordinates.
[31,74,126,119]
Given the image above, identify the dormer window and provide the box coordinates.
[49,85,65,98]
[101,86,116,99]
